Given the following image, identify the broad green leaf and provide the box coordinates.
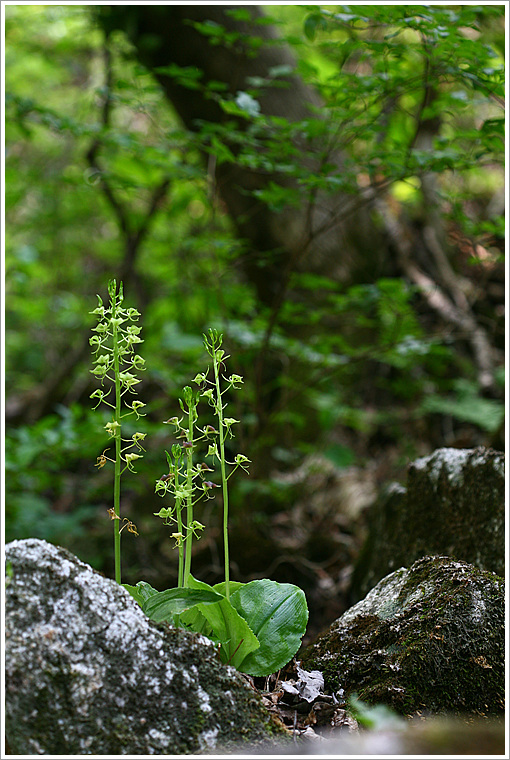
[212,580,244,596]
[177,605,214,637]
[123,580,159,606]
[230,580,309,676]
[142,586,224,622]
[187,576,260,669]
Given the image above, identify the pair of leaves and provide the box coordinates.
[123,576,308,676]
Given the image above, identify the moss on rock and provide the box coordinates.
[302,555,504,717]
[350,447,504,602]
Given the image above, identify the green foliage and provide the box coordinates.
[5,4,504,591]
[295,4,504,241]
[227,579,309,676]
[421,378,505,434]
[5,406,101,552]
[126,575,308,676]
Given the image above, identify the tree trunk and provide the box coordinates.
[98,5,389,305]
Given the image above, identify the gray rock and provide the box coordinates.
[5,539,287,755]
[301,555,504,717]
[350,447,504,601]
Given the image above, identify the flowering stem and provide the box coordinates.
[112,312,122,585]
[174,460,184,587]
[176,504,184,588]
[90,279,145,587]
[184,415,194,588]
[212,346,230,601]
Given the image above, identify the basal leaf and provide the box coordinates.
[230,580,309,676]
[187,576,260,669]
[142,586,224,622]
[212,580,244,596]
[123,580,159,606]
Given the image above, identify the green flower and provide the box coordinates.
[119,372,141,389]
[154,507,173,519]
[105,420,121,436]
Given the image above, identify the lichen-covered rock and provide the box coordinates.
[301,556,504,717]
[350,447,504,602]
[5,539,286,755]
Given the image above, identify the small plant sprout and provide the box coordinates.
[201,329,250,601]
[90,279,146,585]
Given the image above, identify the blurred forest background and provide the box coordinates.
[5,4,505,636]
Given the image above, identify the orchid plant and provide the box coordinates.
[90,279,146,584]
[92,283,308,677]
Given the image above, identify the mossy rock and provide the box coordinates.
[302,555,504,717]
[350,447,504,602]
[5,539,287,754]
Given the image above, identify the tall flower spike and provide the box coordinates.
[90,279,146,585]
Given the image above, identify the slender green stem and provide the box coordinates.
[212,350,230,600]
[112,319,122,585]
[174,462,184,588]
[184,413,194,588]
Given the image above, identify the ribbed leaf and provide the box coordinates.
[123,580,159,606]
[187,576,260,669]
[142,587,223,621]
[230,580,309,676]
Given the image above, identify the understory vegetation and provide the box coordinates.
[5,4,504,637]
